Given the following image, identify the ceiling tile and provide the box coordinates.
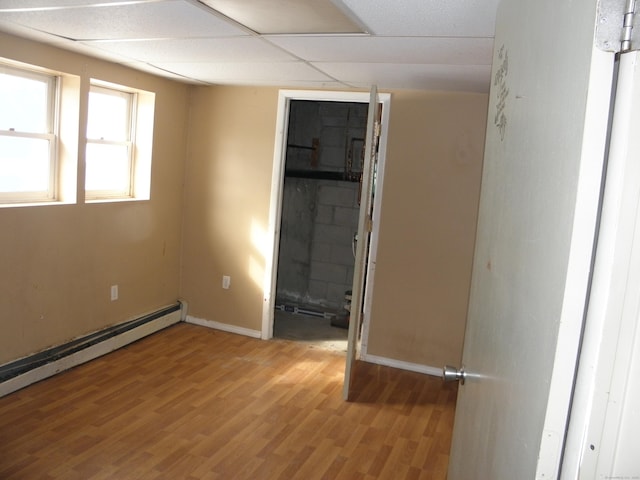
[0,0,246,40]
[314,62,492,92]
[86,37,298,63]
[152,61,338,85]
[0,0,500,91]
[337,0,499,37]
[200,0,365,34]
[0,0,159,7]
[120,61,209,83]
[267,35,494,66]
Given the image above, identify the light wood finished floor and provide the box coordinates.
[0,323,457,479]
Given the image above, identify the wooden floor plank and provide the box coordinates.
[0,323,457,479]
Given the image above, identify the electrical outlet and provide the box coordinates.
[110,285,118,301]
[222,275,231,289]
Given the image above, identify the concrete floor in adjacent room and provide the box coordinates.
[273,310,348,353]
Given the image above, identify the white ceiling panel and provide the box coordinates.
[337,0,500,37]
[153,61,337,85]
[85,37,297,63]
[0,18,67,46]
[0,20,137,65]
[315,62,492,92]
[0,0,247,40]
[267,35,494,66]
[0,0,499,91]
[200,0,365,34]
[0,0,160,7]
[120,60,211,83]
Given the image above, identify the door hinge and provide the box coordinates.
[597,0,639,52]
[621,0,637,50]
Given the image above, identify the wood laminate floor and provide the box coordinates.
[0,323,457,479]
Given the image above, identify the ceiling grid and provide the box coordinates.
[0,0,499,91]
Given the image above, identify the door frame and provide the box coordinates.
[561,50,640,479]
[261,89,391,344]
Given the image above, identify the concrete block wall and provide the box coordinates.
[276,177,317,303]
[276,100,367,312]
[308,180,360,309]
[285,101,322,172]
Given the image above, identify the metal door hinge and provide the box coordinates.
[597,0,639,52]
[622,0,637,50]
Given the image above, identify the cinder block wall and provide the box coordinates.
[308,180,360,309]
[276,100,367,311]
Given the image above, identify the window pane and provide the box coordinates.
[0,136,51,192]
[85,143,131,192]
[0,72,49,133]
[87,89,130,141]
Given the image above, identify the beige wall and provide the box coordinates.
[181,87,487,367]
[0,34,190,364]
[0,33,486,370]
[180,86,278,330]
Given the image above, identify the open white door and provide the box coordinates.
[343,86,380,400]
[447,0,617,478]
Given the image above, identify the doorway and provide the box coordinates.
[261,90,391,353]
[273,99,366,350]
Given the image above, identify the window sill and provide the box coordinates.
[0,199,75,209]
[85,196,149,205]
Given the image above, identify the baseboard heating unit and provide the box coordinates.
[0,303,182,398]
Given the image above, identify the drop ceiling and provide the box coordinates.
[0,0,499,92]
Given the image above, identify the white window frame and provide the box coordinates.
[0,64,59,204]
[85,82,137,200]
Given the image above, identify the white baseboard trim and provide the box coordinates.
[360,353,443,378]
[185,315,262,339]
[0,308,181,398]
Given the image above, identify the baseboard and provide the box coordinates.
[0,304,182,398]
[360,353,443,378]
[184,316,441,376]
[185,315,262,339]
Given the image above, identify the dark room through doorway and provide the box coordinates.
[273,99,369,351]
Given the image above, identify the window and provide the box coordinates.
[85,80,154,202]
[0,59,153,206]
[0,65,57,203]
[85,83,136,199]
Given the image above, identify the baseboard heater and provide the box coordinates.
[0,302,182,398]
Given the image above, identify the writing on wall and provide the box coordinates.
[494,45,509,142]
